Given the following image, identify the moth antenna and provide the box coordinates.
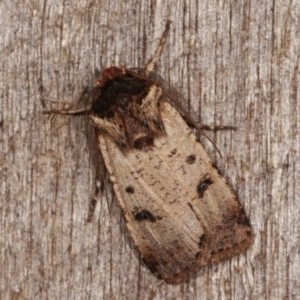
[146,20,171,73]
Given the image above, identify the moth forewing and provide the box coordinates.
[93,78,252,283]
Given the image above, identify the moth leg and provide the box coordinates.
[86,183,99,222]
[42,87,92,115]
[146,20,171,73]
[86,180,113,223]
[200,125,237,131]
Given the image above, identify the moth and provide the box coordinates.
[45,22,253,284]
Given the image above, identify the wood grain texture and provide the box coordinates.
[1,0,299,299]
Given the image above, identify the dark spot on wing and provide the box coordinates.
[186,154,196,164]
[133,135,154,150]
[168,148,177,157]
[197,177,213,198]
[125,185,135,194]
[134,209,157,222]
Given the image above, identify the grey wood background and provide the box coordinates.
[1,0,299,299]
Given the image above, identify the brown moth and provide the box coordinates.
[45,22,253,284]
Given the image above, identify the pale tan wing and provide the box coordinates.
[157,102,252,265]
[98,101,252,283]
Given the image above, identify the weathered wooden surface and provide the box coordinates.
[1,0,299,299]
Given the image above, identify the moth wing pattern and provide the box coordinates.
[97,89,252,283]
